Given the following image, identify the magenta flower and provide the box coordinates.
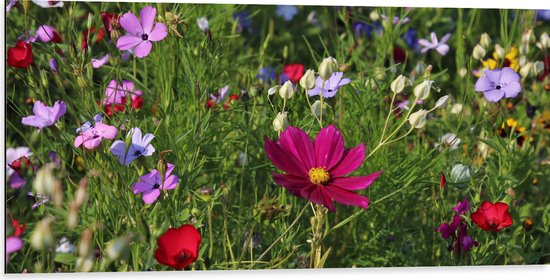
[6,236,23,264]
[209,85,230,104]
[91,54,110,68]
[133,163,179,204]
[474,67,521,102]
[307,72,350,98]
[435,198,478,254]
[265,125,382,211]
[418,32,451,55]
[35,25,61,43]
[22,100,66,133]
[102,80,143,105]
[110,127,155,165]
[6,147,32,189]
[74,117,118,150]
[452,198,470,215]
[116,6,167,58]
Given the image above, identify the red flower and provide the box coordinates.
[100,12,121,40]
[82,26,105,51]
[470,201,513,232]
[439,172,446,189]
[282,64,304,84]
[155,224,201,270]
[8,40,33,68]
[131,96,143,110]
[393,46,407,64]
[11,219,26,237]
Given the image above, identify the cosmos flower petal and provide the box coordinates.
[116,34,142,50]
[329,144,365,177]
[134,40,153,58]
[148,23,168,42]
[279,126,315,169]
[140,6,157,34]
[265,139,308,176]
[483,89,505,102]
[330,171,382,191]
[300,185,334,211]
[314,124,345,170]
[324,185,369,209]
[120,11,143,36]
[272,173,312,195]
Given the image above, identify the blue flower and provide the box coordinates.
[233,11,253,33]
[403,28,419,51]
[257,66,276,82]
[276,5,298,22]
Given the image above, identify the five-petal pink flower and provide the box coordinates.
[133,163,179,204]
[116,6,168,58]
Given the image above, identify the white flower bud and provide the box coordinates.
[67,201,79,230]
[268,85,280,96]
[480,33,491,48]
[390,75,412,94]
[278,80,295,99]
[495,44,505,59]
[534,61,545,75]
[520,43,529,55]
[450,164,471,183]
[369,11,379,21]
[414,80,433,100]
[472,44,486,60]
[33,164,56,196]
[318,57,338,80]
[31,217,54,250]
[451,103,463,114]
[374,67,386,80]
[106,236,130,261]
[311,100,324,118]
[434,95,451,109]
[459,67,467,78]
[197,17,209,32]
[273,112,289,133]
[522,29,535,44]
[520,62,534,78]
[408,109,429,129]
[540,32,550,49]
[300,69,316,90]
[519,55,528,68]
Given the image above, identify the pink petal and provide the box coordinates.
[91,54,110,68]
[314,125,344,170]
[265,139,308,176]
[148,23,168,42]
[120,11,143,35]
[300,184,335,211]
[8,174,26,189]
[134,40,152,58]
[116,34,142,51]
[279,126,315,169]
[74,135,86,147]
[6,236,23,255]
[142,189,161,204]
[329,144,365,177]
[324,185,370,209]
[162,175,179,190]
[272,173,311,196]
[330,171,382,191]
[140,6,157,34]
[95,123,118,139]
[83,137,102,150]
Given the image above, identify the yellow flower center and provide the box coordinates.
[308,167,330,185]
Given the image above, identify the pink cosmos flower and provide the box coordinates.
[133,163,179,204]
[265,125,382,211]
[6,236,23,264]
[116,6,168,58]
[21,100,66,133]
[74,122,118,150]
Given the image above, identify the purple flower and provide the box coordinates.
[474,67,521,102]
[257,66,276,82]
[435,214,461,239]
[381,15,410,25]
[102,80,142,105]
[233,11,253,33]
[418,32,451,55]
[6,236,23,264]
[116,6,168,58]
[276,5,298,21]
[210,85,230,104]
[49,58,58,73]
[110,127,155,166]
[403,28,419,51]
[133,163,179,204]
[6,147,32,189]
[91,54,110,68]
[76,113,103,134]
[75,118,118,150]
[452,198,470,215]
[6,0,18,12]
[48,151,61,167]
[28,192,51,209]
[536,10,550,21]
[307,72,350,98]
[35,25,61,43]
[32,0,63,8]
[22,100,67,133]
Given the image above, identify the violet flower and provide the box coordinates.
[435,199,478,253]
[35,25,61,43]
[76,113,103,134]
[209,85,230,104]
[110,127,155,165]
[102,80,143,105]
[28,192,51,209]
[6,236,23,264]
[133,163,179,204]
[6,0,18,12]
[49,58,58,73]
[22,100,66,133]
[308,72,350,98]
[418,32,451,55]
[116,6,168,58]
[233,11,253,33]
[276,5,298,22]
[91,54,110,68]
[474,67,521,102]
[453,198,470,215]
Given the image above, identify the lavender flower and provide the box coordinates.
[233,11,252,33]
[22,100,67,133]
[133,163,179,204]
[116,6,168,58]
[6,236,23,264]
[210,85,230,104]
[49,58,58,73]
[257,66,276,82]
[418,32,451,55]
[276,5,298,21]
[91,54,110,68]
[307,72,350,98]
[452,198,470,215]
[32,0,63,8]
[28,192,52,209]
[110,127,155,166]
[474,67,521,102]
[6,147,32,189]
[435,199,478,253]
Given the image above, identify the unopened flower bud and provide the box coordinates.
[318,57,338,80]
[472,44,486,60]
[374,67,386,80]
[77,229,93,258]
[480,33,491,48]
[494,44,505,59]
[414,61,426,76]
[408,109,428,129]
[273,112,289,133]
[33,164,56,195]
[434,95,451,109]
[520,43,529,55]
[311,100,323,118]
[365,78,378,90]
[390,75,412,94]
[279,80,295,99]
[198,186,215,201]
[106,236,131,261]
[67,201,79,230]
[540,32,550,49]
[31,217,54,250]
[520,62,534,78]
[76,256,94,272]
[414,80,433,100]
[197,16,209,32]
[534,61,544,75]
[300,69,316,90]
[75,177,89,207]
[522,29,535,44]
[450,164,470,183]
[268,85,280,96]
[339,64,350,73]
[424,65,433,77]
[519,55,528,68]
[53,180,63,208]
[459,67,467,78]
[369,11,380,21]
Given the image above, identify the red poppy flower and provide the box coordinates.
[282,64,304,84]
[8,40,33,68]
[470,201,513,232]
[155,224,202,270]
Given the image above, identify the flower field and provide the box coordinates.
[4,0,550,273]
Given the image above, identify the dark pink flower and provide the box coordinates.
[116,6,167,58]
[265,125,382,211]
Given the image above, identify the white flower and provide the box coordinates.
[300,69,316,90]
[278,80,295,99]
[408,109,429,129]
[434,95,450,109]
[197,17,209,32]
[390,75,412,94]
[436,133,462,151]
[413,80,433,100]
[268,85,280,96]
